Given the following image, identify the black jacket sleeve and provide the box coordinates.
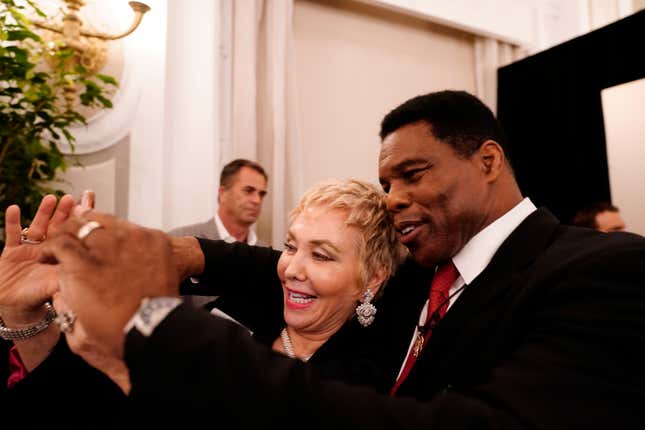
[124,304,525,429]
[179,239,284,340]
[180,238,281,297]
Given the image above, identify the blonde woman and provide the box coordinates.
[192,178,406,391]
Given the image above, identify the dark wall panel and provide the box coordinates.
[497,10,645,223]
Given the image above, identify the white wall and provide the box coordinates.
[159,0,221,231]
[601,77,645,236]
[126,0,168,228]
[63,0,222,230]
[359,0,535,46]
[127,0,223,230]
[363,0,635,53]
[55,0,169,222]
[293,0,476,188]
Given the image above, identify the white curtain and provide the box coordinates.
[220,0,303,248]
[474,37,527,114]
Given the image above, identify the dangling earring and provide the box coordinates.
[355,289,377,327]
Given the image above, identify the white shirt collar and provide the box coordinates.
[452,198,536,285]
[214,212,258,245]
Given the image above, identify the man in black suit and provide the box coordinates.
[15,90,645,428]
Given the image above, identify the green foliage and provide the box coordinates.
[0,0,117,246]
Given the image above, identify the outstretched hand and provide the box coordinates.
[0,194,75,321]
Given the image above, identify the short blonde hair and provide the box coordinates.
[289,179,406,293]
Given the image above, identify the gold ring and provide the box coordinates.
[20,227,45,245]
[77,221,103,241]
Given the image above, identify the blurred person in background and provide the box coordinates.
[572,201,626,232]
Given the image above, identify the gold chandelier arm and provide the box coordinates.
[78,1,150,41]
[31,19,63,35]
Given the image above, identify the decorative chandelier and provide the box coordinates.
[30,0,150,105]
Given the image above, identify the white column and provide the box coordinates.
[128,0,169,228]
[160,0,222,230]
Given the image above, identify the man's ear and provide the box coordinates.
[217,185,226,204]
[478,140,505,182]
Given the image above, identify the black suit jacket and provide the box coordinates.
[128,208,645,429]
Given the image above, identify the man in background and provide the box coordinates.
[168,158,268,306]
[168,158,268,242]
[572,201,626,232]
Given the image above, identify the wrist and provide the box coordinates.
[10,323,60,371]
[0,302,58,343]
[0,304,50,327]
[170,236,205,280]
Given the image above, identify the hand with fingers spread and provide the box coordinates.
[42,211,181,361]
[0,194,76,325]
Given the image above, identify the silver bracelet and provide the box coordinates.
[0,303,57,341]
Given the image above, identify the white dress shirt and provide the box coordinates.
[395,198,537,379]
[214,213,258,245]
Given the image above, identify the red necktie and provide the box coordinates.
[390,261,458,396]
